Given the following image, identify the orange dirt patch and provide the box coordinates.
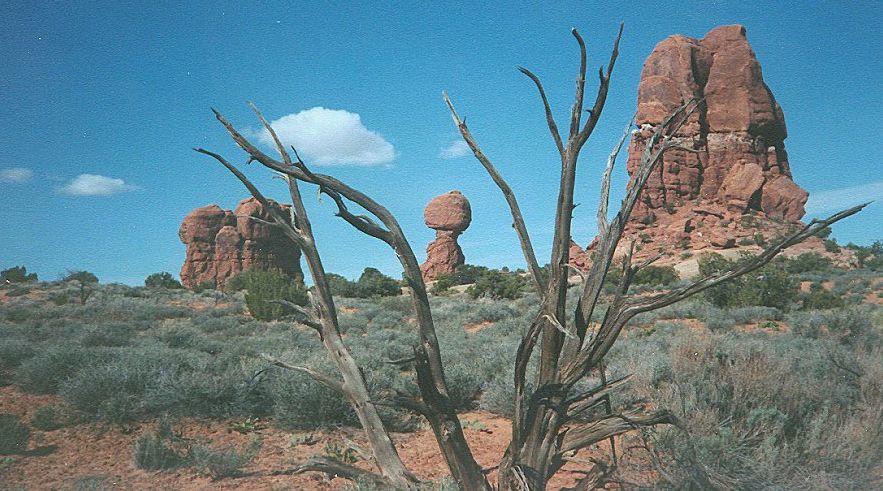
[0,385,658,490]
[463,320,493,333]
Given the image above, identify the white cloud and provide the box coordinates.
[60,174,138,196]
[256,107,395,166]
[0,167,33,183]
[439,140,470,159]
[805,181,883,215]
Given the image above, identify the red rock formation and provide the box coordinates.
[420,191,471,281]
[570,26,813,270]
[627,25,807,225]
[179,198,302,288]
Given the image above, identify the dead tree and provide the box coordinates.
[197,24,864,491]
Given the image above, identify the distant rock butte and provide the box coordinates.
[572,25,813,267]
[179,198,303,289]
[421,191,471,281]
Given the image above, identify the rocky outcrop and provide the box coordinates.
[420,191,471,281]
[179,198,302,289]
[627,25,808,226]
[569,25,814,269]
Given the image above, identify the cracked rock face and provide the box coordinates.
[627,25,808,224]
[179,198,303,289]
[420,191,471,281]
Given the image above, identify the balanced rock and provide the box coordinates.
[420,191,471,281]
[179,198,303,288]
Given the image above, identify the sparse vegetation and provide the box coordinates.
[0,414,30,454]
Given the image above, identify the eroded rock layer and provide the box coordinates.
[179,198,302,288]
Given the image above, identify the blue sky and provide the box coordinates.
[1,1,881,285]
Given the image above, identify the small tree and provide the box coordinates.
[197,24,864,490]
[243,269,308,321]
[1,266,38,284]
[63,270,99,305]
[145,272,183,289]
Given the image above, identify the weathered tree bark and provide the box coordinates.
[197,23,865,491]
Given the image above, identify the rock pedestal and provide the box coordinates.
[420,191,471,281]
[179,198,302,288]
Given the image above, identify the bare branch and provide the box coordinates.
[518,66,564,156]
[568,28,588,140]
[443,92,546,293]
[262,354,346,395]
[597,121,632,235]
[194,147,305,246]
[272,456,389,486]
[558,409,678,455]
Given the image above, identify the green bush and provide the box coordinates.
[243,269,308,321]
[698,253,798,310]
[632,265,679,286]
[190,436,261,480]
[1,265,37,283]
[466,269,527,300]
[144,272,183,289]
[355,268,401,297]
[0,414,30,454]
[326,268,401,298]
[783,253,832,273]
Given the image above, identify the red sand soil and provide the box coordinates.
[0,385,655,490]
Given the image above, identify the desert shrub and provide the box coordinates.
[79,323,137,347]
[6,286,30,297]
[787,306,878,346]
[133,420,189,470]
[704,310,736,331]
[823,238,840,253]
[0,339,36,369]
[637,332,882,489]
[1,265,38,283]
[632,265,679,286]
[243,269,308,321]
[190,436,261,480]
[466,269,527,300]
[431,265,492,296]
[30,404,76,431]
[269,357,358,429]
[15,345,107,394]
[0,414,30,454]
[698,253,798,310]
[728,306,782,324]
[800,286,845,311]
[784,253,832,273]
[60,357,162,423]
[144,272,183,289]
